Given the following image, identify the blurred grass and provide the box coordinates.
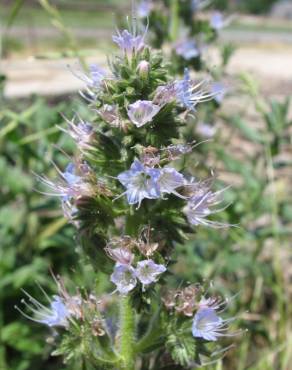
[0,3,118,29]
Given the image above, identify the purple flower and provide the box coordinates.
[110,264,137,294]
[196,122,217,138]
[138,0,153,18]
[192,308,225,341]
[211,81,226,104]
[36,162,94,210]
[183,186,230,228]
[16,293,70,328]
[127,100,160,127]
[135,259,166,285]
[175,69,216,111]
[210,12,226,30]
[153,83,177,106]
[175,39,200,61]
[60,115,93,148]
[113,29,145,55]
[117,160,161,207]
[73,63,106,90]
[158,167,186,198]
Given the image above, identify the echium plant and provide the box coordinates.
[17,16,239,370]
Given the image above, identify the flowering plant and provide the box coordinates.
[17,15,239,370]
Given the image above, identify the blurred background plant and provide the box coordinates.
[0,0,291,369]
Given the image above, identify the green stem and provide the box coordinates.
[135,309,162,353]
[169,0,179,42]
[119,296,135,370]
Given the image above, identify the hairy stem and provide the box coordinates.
[119,295,135,370]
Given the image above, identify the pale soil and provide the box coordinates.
[2,43,291,99]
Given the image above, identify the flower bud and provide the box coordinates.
[137,60,150,80]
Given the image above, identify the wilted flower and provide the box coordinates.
[105,246,134,265]
[113,29,145,55]
[136,240,159,257]
[198,296,227,312]
[162,284,201,316]
[162,289,177,310]
[127,100,160,127]
[106,235,138,250]
[175,69,216,111]
[192,307,235,341]
[117,159,161,207]
[176,285,200,317]
[91,318,106,337]
[135,259,166,285]
[183,186,230,228]
[97,104,120,127]
[175,39,201,60]
[140,146,160,167]
[110,264,137,294]
[164,143,193,160]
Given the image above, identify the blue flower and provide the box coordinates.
[183,185,230,228]
[60,116,93,149]
[158,167,186,198]
[175,69,216,111]
[36,162,94,220]
[135,259,166,285]
[73,63,106,90]
[196,122,217,138]
[113,29,145,55]
[117,160,161,207]
[138,0,153,18]
[110,264,137,294]
[16,293,70,328]
[211,81,226,104]
[117,160,187,206]
[88,64,107,88]
[210,12,226,30]
[175,39,201,61]
[192,308,225,341]
[127,100,161,127]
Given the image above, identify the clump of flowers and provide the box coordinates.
[19,13,239,370]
